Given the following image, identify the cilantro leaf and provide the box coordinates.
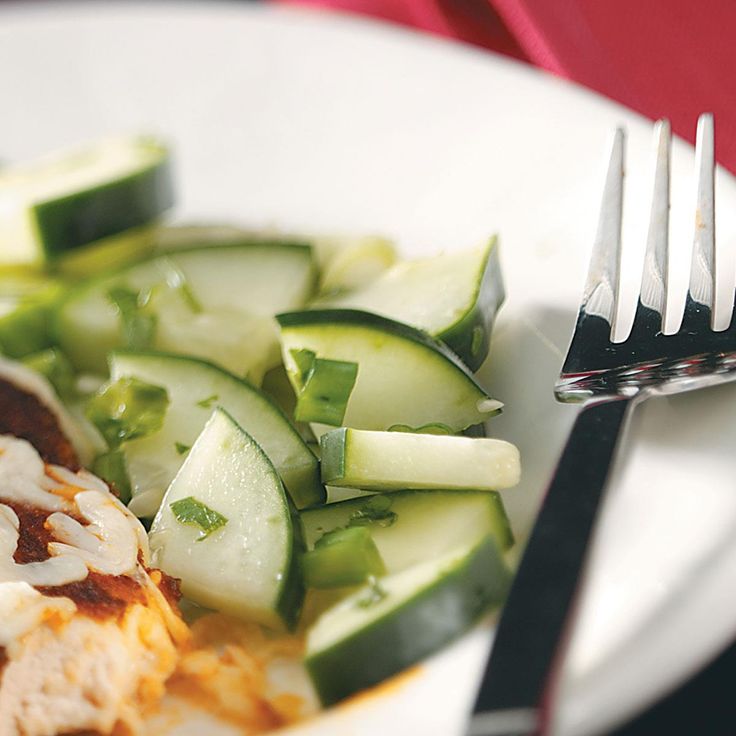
[196,394,219,409]
[170,496,228,540]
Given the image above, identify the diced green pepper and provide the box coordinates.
[86,376,169,449]
[293,356,358,426]
[302,526,386,588]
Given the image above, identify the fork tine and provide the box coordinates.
[580,128,625,329]
[560,129,625,379]
[632,120,670,336]
[686,113,716,322]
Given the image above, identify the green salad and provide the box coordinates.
[0,134,520,705]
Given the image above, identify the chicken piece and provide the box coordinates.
[0,432,190,736]
[0,357,100,469]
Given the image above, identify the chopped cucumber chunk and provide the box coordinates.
[301,489,514,567]
[150,408,303,630]
[314,238,503,369]
[314,234,397,294]
[278,309,500,436]
[110,351,324,516]
[56,242,317,374]
[305,535,509,704]
[302,526,386,589]
[320,428,520,492]
[0,136,173,265]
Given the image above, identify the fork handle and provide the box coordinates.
[470,395,635,736]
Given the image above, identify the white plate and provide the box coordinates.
[3,3,736,735]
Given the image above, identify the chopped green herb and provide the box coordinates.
[170,496,228,540]
[86,376,169,449]
[174,442,191,456]
[92,450,132,504]
[356,575,388,609]
[196,394,219,409]
[22,348,77,399]
[387,422,455,435]
[107,285,157,349]
[348,495,398,528]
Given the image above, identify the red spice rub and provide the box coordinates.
[6,501,180,621]
[0,376,78,469]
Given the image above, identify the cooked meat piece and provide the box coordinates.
[0,376,79,469]
[0,357,96,467]
[0,435,190,736]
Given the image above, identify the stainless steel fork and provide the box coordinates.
[469,113,736,736]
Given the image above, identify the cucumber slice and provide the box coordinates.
[301,489,514,565]
[109,351,324,515]
[0,136,173,265]
[314,235,397,294]
[278,310,500,435]
[305,535,509,704]
[313,238,504,370]
[320,428,520,491]
[56,242,317,373]
[150,226,396,294]
[150,408,303,630]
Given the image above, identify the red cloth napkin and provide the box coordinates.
[276,0,736,173]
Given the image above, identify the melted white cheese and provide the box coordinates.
[0,505,88,586]
[0,434,155,650]
[0,436,67,512]
[47,491,139,577]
